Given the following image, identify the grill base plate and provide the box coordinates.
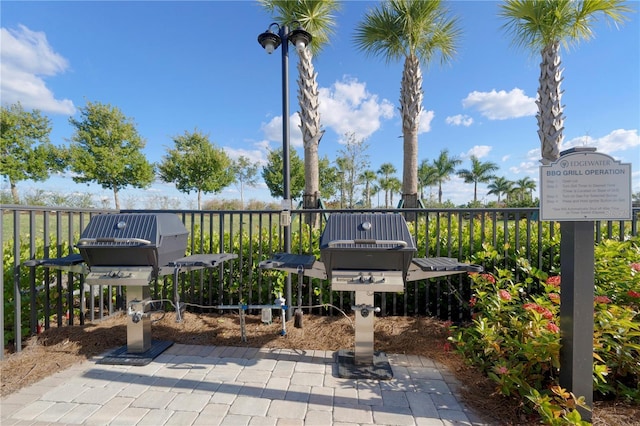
[97,340,173,366]
[334,349,393,380]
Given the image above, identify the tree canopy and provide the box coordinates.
[1,103,64,203]
[158,130,234,210]
[68,101,154,209]
[231,155,260,208]
[457,155,499,202]
[262,148,305,201]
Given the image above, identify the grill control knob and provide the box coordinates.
[361,221,372,231]
[116,221,127,230]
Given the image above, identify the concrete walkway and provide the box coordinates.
[1,344,489,425]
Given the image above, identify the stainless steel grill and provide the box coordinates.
[320,213,416,284]
[261,212,482,378]
[26,213,236,364]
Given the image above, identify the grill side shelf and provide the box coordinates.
[406,257,483,281]
[259,253,327,280]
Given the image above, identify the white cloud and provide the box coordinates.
[462,88,536,120]
[225,146,268,166]
[418,109,435,134]
[260,113,303,148]
[445,114,473,127]
[0,25,75,114]
[261,77,395,145]
[319,76,394,141]
[509,161,538,176]
[526,147,541,161]
[562,129,639,154]
[462,145,492,159]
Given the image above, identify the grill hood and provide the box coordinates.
[77,213,188,269]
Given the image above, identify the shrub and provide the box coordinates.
[450,237,640,424]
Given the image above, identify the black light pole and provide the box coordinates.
[258,22,312,320]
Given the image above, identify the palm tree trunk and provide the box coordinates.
[537,41,565,165]
[297,47,324,221]
[400,55,422,209]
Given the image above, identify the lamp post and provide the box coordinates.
[258,22,312,320]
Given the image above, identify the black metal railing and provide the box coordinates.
[2,205,639,356]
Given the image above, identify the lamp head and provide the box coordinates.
[288,27,312,53]
[258,28,282,54]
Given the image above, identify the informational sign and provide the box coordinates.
[540,149,632,221]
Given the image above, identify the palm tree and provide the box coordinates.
[360,170,378,208]
[456,155,499,202]
[388,177,402,207]
[417,159,439,201]
[499,0,631,165]
[487,176,513,204]
[355,0,461,209]
[377,162,397,208]
[432,150,461,204]
[260,0,340,211]
[514,176,537,201]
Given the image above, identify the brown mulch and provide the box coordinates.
[1,312,637,425]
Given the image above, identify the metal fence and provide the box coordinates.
[2,205,639,356]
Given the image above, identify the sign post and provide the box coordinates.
[539,147,632,421]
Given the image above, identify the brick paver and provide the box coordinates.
[1,344,489,425]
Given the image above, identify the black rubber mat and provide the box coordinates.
[334,349,393,380]
[97,340,173,366]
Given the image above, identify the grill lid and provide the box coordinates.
[77,213,188,269]
[319,213,416,280]
[320,213,416,250]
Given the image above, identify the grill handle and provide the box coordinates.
[77,237,152,245]
[327,239,408,247]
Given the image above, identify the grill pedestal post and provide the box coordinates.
[126,286,151,353]
[354,291,374,365]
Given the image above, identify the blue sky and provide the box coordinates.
[2,0,639,209]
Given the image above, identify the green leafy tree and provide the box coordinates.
[334,132,370,208]
[388,176,402,207]
[360,170,378,208]
[418,159,439,201]
[318,155,339,201]
[513,176,537,202]
[457,155,499,202]
[499,0,631,164]
[68,101,154,209]
[377,162,397,208]
[487,176,514,204]
[433,149,462,204]
[260,0,340,211]
[158,130,234,210]
[1,103,65,204]
[231,155,259,208]
[262,147,305,201]
[355,0,461,208]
